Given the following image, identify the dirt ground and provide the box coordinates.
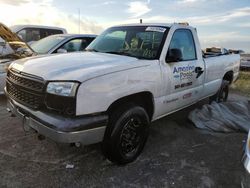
[0,91,249,188]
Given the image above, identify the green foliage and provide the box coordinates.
[231,71,250,97]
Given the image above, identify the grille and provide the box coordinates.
[7,70,44,92]
[7,82,43,109]
[6,69,45,109]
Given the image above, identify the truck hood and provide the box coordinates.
[0,22,34,61]
[0,23,20,43]
[10,52,152,81]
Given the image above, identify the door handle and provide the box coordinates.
[195,67,204,78]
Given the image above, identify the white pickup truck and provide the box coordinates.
[6,23,240,164]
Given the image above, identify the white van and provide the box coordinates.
[10,25,67,44]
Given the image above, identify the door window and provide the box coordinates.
[40,29,63,39]
[61,39,85,52]
[168,29,196,61]
[17,28,40,42]
[79,38,95,50]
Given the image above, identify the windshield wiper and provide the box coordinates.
[104,51,132,56]
[85,49,99,52]
[105,51,149,60]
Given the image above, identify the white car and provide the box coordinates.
[240,54,250,70]
[30,34,97,54]
[10,25,67,44]
[6,23,240,164]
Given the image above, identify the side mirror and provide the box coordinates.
[166,48,183,63]
[57,48,67,53]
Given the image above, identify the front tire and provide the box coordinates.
[102,104,149,164]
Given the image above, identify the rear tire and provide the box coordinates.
[209,80,229,103]
[102,103,149,164]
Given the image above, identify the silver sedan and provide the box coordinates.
[30,34,97,54]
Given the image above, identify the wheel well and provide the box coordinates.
[107,92,154,121]
[223,71,234,84]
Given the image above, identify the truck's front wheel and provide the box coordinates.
[102,104,149,164]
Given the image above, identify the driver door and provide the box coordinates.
[162,29,204,112]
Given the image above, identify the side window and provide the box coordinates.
[17,29,26,41]
[168,29,196,61]
[40,29,50,39]
[61,39,82,52]
[17,28,40,42]
[40,29,63,39]
[49,29,63,35]
[79,38,94,50]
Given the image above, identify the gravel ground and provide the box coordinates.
[0,92,249,188]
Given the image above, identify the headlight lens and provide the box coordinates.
[46,82,79,97]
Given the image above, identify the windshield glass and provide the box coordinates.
[31,35,66,54]
[87,26,169,59]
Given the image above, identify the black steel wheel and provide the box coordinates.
[102,104,149,164]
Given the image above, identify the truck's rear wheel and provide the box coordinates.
[102,104,149,164]
[209,80,229,103]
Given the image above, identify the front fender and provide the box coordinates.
[76,65,161,115]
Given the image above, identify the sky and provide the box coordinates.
[0,0,250,52]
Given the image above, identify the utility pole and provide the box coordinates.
[78,8,81,34]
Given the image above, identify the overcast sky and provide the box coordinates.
[0,0,250,52]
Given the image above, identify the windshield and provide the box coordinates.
[87,26,169,60]
[31,35,66,54]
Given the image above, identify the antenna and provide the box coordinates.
[78,8,81,34]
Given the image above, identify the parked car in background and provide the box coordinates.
[229,49,245,54]
[30,34,97,54]
[0,22,34,94]
[10,25,67,44]
[240,53,250,70]
[204,47,229,56]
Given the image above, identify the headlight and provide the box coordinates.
[46,82,79,97]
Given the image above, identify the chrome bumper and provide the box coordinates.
[7,98,108,145]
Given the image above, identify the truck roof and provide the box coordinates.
[114,22,194,29]
[10,25,67,33]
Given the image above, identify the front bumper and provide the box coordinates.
[7,96,108,145]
